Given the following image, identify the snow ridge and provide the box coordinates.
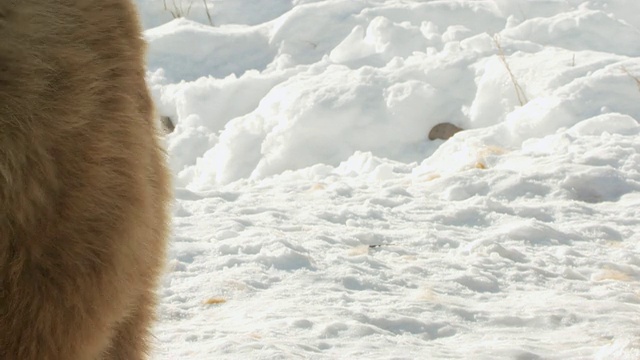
[138,0,640,358]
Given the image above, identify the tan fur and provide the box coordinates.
[0,1,170,359]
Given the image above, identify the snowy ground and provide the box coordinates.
[135,0,640,358]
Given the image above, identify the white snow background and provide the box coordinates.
[134,0,640,358]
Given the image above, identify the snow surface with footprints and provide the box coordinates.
[134,0,640,358]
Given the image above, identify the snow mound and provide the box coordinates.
[140,0,640,190]
[133,1,640,357]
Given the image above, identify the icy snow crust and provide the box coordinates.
[138,0,640,358]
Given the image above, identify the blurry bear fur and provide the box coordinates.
[0,1,170,359]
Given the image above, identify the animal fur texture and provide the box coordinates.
[0,1,170,359]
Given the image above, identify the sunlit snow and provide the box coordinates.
[135,0,640,358]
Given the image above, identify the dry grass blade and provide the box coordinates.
[163,0,195,19]
[493,34,529,106]
[621,66,640,92]
[203,0,214,26]
[204,297,227,305]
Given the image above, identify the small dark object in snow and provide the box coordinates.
[429,122,463,140]
[369,245,383,249]
[160,115,175,133]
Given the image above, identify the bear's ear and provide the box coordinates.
[429,122,463,141]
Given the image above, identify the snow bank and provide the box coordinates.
[134,1,640,358]
[139,0,640,190]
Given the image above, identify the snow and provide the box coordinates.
[136,0,640,358]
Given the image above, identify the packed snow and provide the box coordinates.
[135,0,640,358]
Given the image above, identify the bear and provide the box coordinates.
[0,1,170,359]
